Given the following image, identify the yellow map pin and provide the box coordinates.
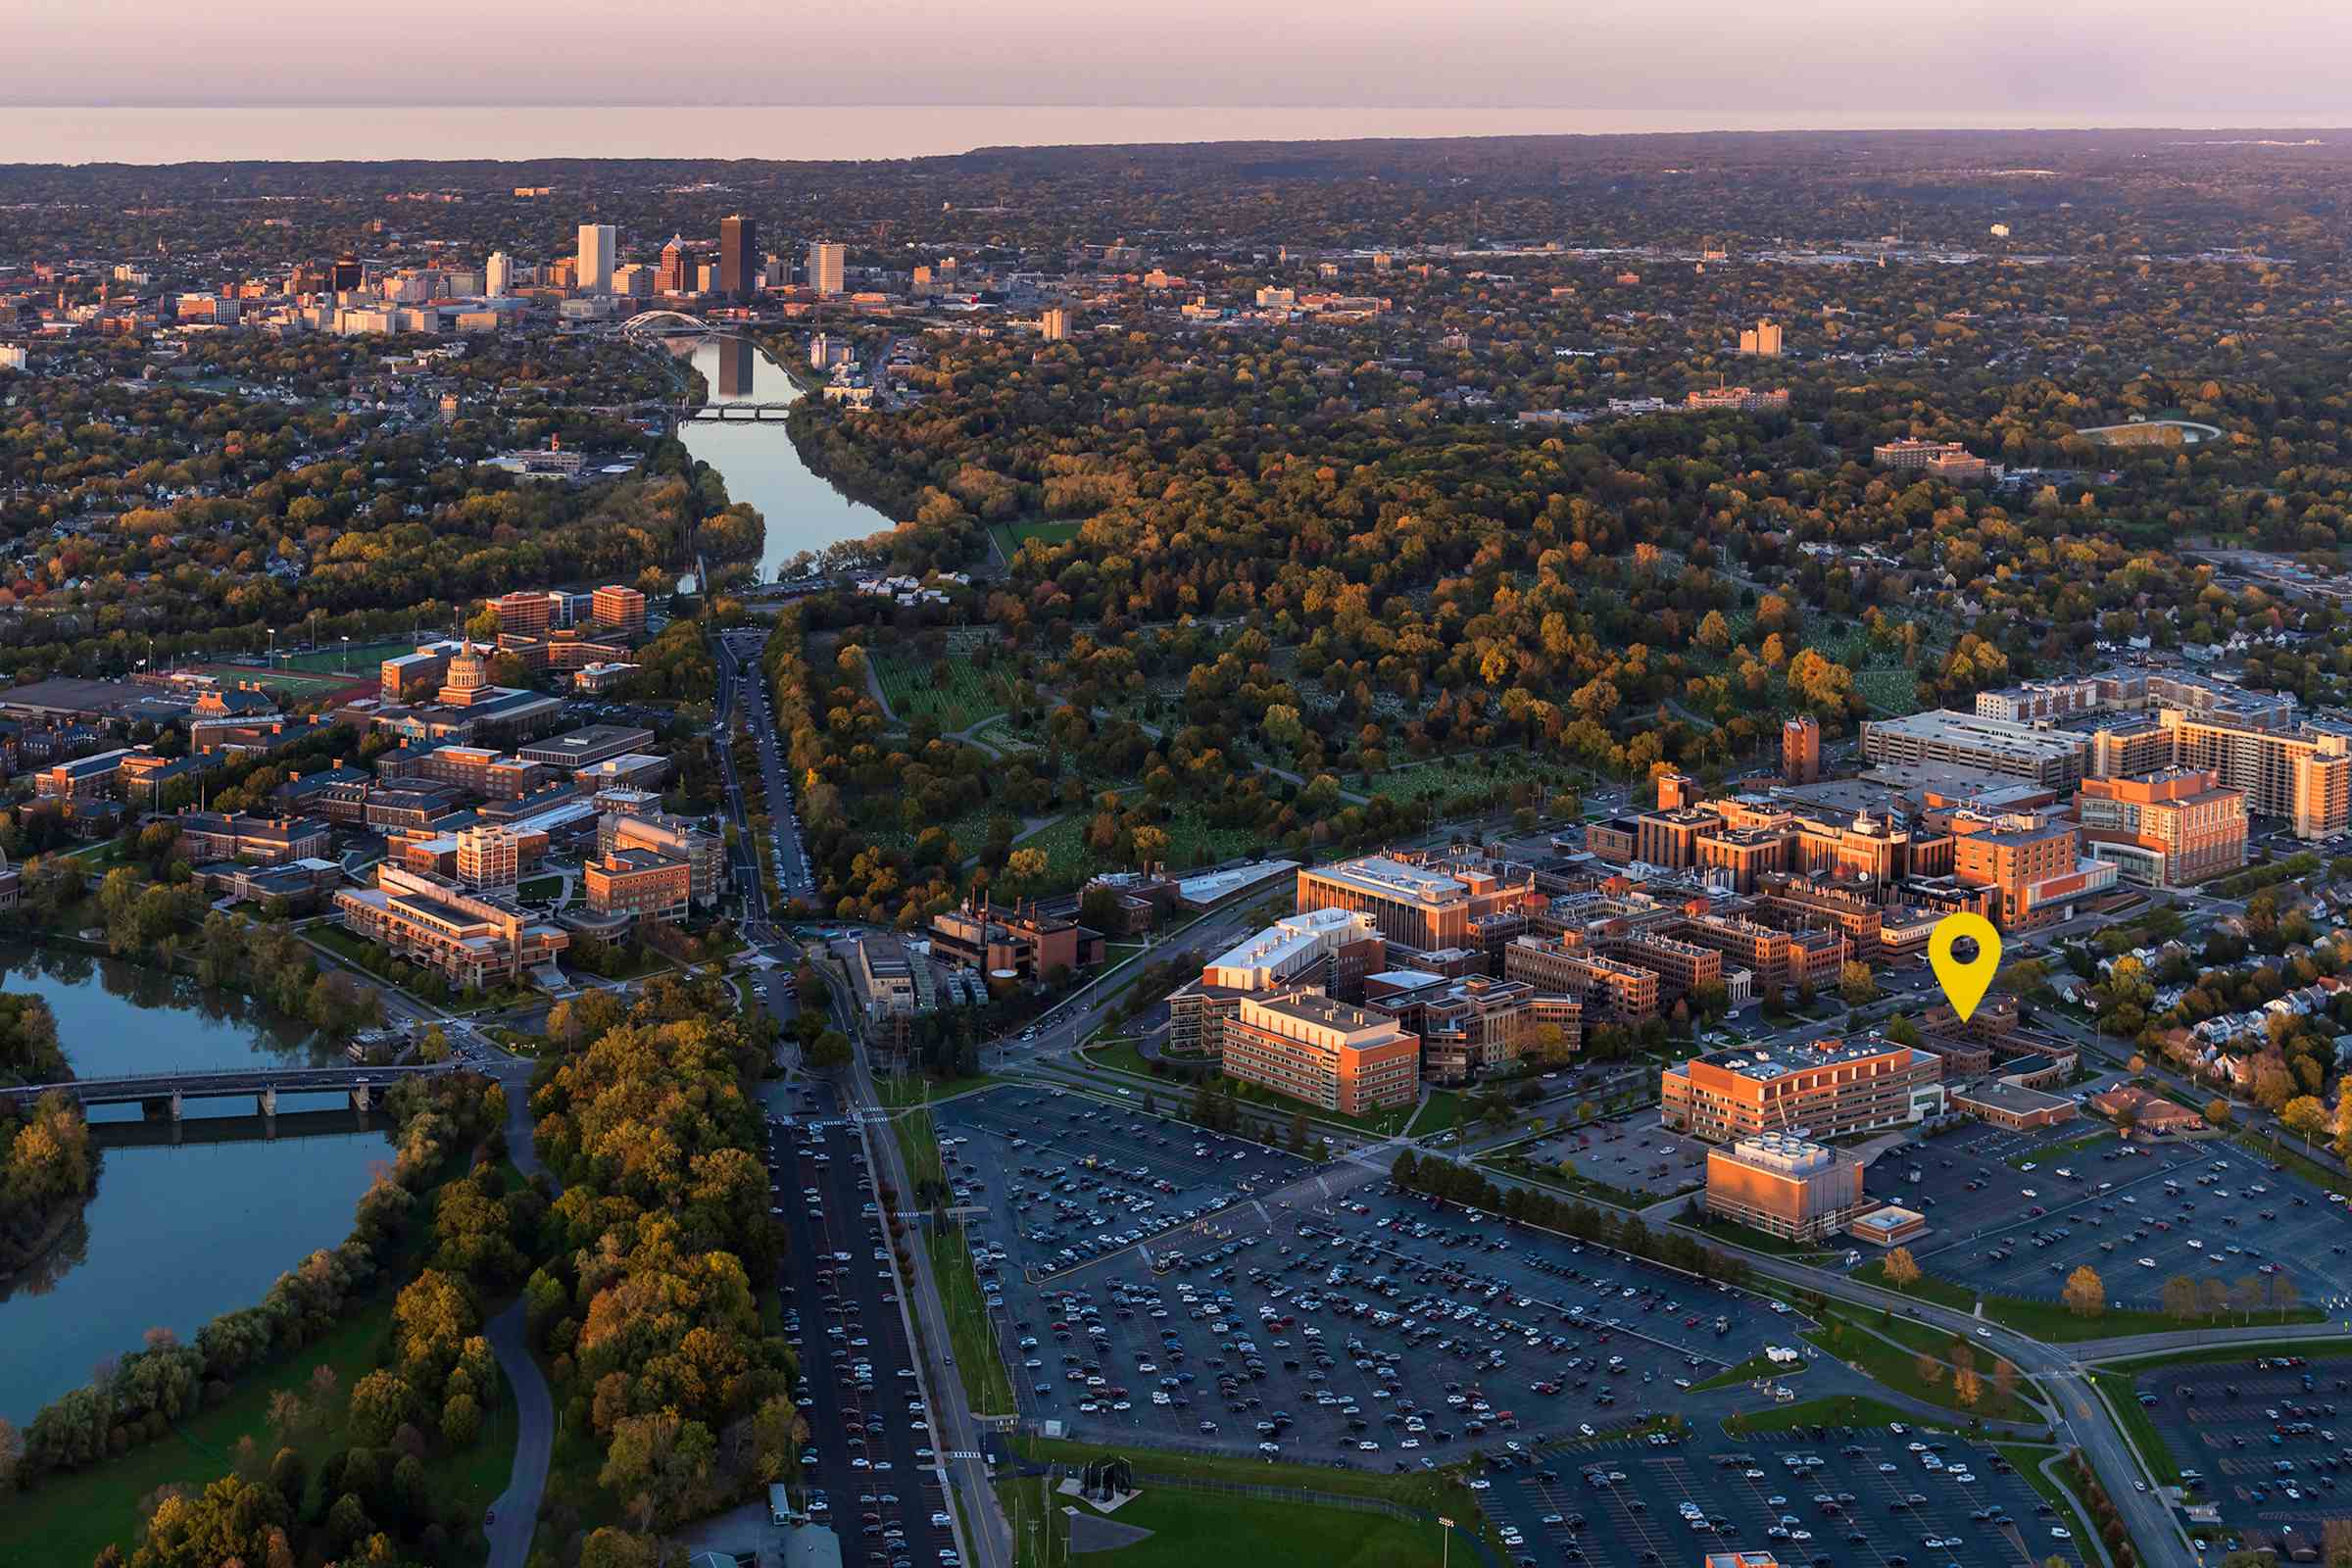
[1928,912,2002,1022]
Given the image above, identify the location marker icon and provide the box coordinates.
[1928,912,2002,1022]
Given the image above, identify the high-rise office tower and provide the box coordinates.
[576,222,616,295]
[808,240,845,297]
[1039,306,1070,341]
[658,234,692,294]
[719,215,759,302]
[330,254,364,293]
[485,251,513,298]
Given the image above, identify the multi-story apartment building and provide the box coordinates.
[334,864,568,991]
[1662,1038,1944,1143]
[1220,990,1420,1114]
[1703,1133,1871,1242]
[490,590,563,637]
[1294,853,1537,956]
[416,745,545,800]
[1600,927,1722,1001]
[588,584,648,636]
[584,849,692,927]
[2093,708,2352,840]
[2076,767,2248,887]
[33,748,134,799]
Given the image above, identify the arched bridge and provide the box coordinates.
[622,310,722,341]
[0,1062,454,1117]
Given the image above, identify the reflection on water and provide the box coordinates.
[0,940,335,1078]
[672,336,896,580]
[0,943,384,1420]
[715,335,755,399]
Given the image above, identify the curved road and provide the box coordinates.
[485,1057,559,1568]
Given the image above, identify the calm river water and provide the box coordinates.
[0,943,389,1421]
[671,336,896,581]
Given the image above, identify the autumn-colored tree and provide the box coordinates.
[1883,1247,1921,1288]
[2062,1264,2106,1318]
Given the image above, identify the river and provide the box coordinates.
[0,943,391,1421]
[670,335,896,581]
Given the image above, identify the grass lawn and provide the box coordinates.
[988,519,1086,562]
[1722,1395,1926,1437]
[1803,1305,2040,1425]
[870,645,1011,731]
[1082,1036,1161,1080]
[926,1224,1016,1417]
[1692,1350,1807,1393]
[1853,1257,2324,1341]
[877,1071,997,1109]
[2087,1370,2182,1487]
[1060,1485,1452,1568]
[1406,1090,1467,1139]
[1477,1155,1644,1213]
[272,638,416,674]
[7,1289,511,1568]
[516,873,564,903]
[1682,1213,1838,1260]
[1994,1444,2100,1556]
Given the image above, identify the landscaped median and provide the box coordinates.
[1852,1253,2325,1341]
[1690,1348,1808,1392]
[1802,1298,2047,1425]
[888,1106,1017,1417]
[1722,1394,1923,1437]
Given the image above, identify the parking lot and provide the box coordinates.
[1482,1425,2088,1568]
[934,1087,1806,1464]
[1522,1120,1712,1202]
[935,1083,1313,1276]
[762,1080,958,1568]
[1894,1123,2352,1311]
[2135,1352,2352,1557]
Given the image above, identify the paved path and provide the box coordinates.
[484,1057,559,1568]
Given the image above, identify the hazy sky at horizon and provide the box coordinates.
[13,0,2352,118]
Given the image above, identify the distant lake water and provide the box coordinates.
[8,106,2342,166]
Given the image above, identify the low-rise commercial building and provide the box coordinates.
[1703,1133,1871,1242]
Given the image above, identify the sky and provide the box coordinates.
[13,0,2352,120]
